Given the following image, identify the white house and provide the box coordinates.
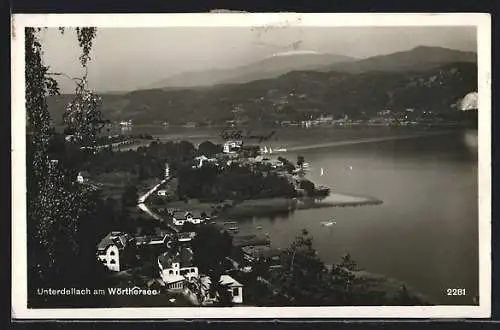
[158,248,198,293]
[119,120,133,127]
[96,232,136,272]
[193,155,209,168]
[76,171,90,184]
[165,163,170,179]
[157,190,167,197]
[193,155,217,169]
[223,140,243,153]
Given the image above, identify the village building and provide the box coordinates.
[193,155,218,169]
[223,140,243,153]
[76,171,90,184]
[177,231,196,243]
[135,231,173,248]
[200,274,244,304]
[238,145,261,158]
[96,232,136,272]
[172,210,208,226]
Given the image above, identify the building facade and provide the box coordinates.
[96,232,136,272]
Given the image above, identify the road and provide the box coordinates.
[136,177,179,233]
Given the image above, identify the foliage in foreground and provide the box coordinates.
[26,27,114,308]
[248,229,431,306]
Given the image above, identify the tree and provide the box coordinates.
[198,140,222,157]
[299,179,315,196]
[278,156,296,174]
[296,155,305,167]
[26,27,111,308]
[180,222,196,233]
[339,253,358,271]
[191,225,234,304]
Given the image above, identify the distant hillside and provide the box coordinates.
[323,46,477,73]
[146,51,355,89]
[47,62,477,126]
[146,46,476,90]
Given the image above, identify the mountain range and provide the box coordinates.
[47,46,478,126]
[145,46,476,90]
[145,50,355,89]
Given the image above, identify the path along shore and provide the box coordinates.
[284,130,453,153]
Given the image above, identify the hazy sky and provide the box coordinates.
[38,26,477,93]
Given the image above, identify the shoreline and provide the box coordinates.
[283,130,455,153]
[113,128,458,153]
[163,192,384,221]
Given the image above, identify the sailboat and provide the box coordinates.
[320,167,325,176]
[320,219,337,227]
[269,147,273,154]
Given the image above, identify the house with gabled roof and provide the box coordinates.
[200,274,244,305]
[96,232,136,272]
[158,248,198,293]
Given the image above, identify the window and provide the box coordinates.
[110,251,115,256]
[110,259,116,264]
[233,288,239,297]
[169,270,173,275]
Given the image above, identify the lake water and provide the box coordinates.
[243,129,479,305]
[131,126,479,305]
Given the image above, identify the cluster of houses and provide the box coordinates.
[92,137,318,306]
[96,229,245,305]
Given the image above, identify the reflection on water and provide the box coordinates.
[111,126,478,305]
[463,129,479,152]
[232,130,478,305]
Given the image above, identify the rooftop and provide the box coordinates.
[162,274,186,284]
[97,232,134,251]
[158,247,194,269]
[202,274,243,288]
[220,275,243,287]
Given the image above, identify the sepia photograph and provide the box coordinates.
[11,13,491,319]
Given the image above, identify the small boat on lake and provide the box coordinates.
[320,219,337,227]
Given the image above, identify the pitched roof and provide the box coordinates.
[162,274,186,284]
[201,275,243,288]
[220,274,243,287]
